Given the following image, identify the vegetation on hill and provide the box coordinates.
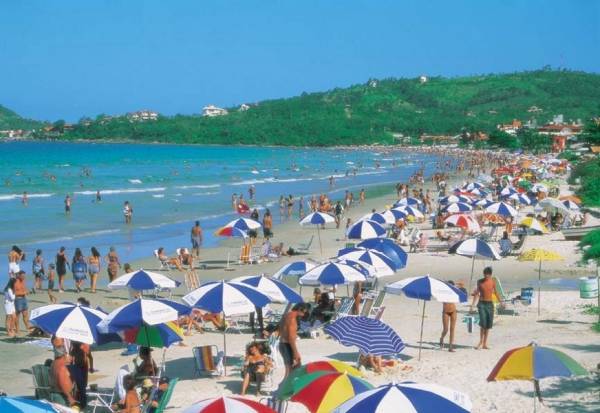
[0,105,44,131]
[34,69,600,146]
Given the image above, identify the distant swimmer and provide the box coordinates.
[123,201,133,224]
[96,190,102,203]
[64,194,71,214]
[22,191,28,206]
[329,176,334,187]
[248,185,255,200]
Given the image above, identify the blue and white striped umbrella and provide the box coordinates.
[463,182,485,191]
[486,201,518,217]
[337,248,396,277]
[448,238,501,260]
[333,382,472,413]
[509,193,532,205]
[395,197,422,206]
[272,261,317,279]
[30,303,107,344]
[468,188,488,197]
[232,274,303,303]
[360,212,391,225]
[380,208,407,222]
[0,397,60,413]
[97,298,180,333]
[441,202,473,214]
[299,211,336,225]
[500,186,518,197]
[562,200,580,211]
[439,194,471,205]
[335,259,377,277]
[108,269,180,291]
[393,205,424,219]
[324,316,405,356]
[183,280,271,316]
[386,275,467,359]
[472,198,493,208]
[347,220,386,240]
[357,238,408,270]
[299,262,368,285]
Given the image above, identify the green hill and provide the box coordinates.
[0,105,43,131]
[46,69,600,145]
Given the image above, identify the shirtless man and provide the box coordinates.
[470,267,497,350]
[14,271,31,334]
[51,336,78,407]
[190,221,203,258]
[278,303,308,379]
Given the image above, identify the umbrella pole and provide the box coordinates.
[317,225,323,256]
[538,260,542,316]
[223,323,227,376]
[468,254,476,295]
[418,301,426,361]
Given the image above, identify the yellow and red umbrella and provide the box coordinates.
[518,249,563,315]
[277,360,362,399]
[290,371,373,413]
[519,217,548,234]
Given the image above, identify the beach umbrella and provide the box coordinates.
[531,183,548,193]
[182,396,276,413]
[509,193,532,205]
[122,321,184,348]
[444,214,481,232]
[0,397,61,413]
[289,371,373,413]
[395,197,422,206]
[386,275,467,360]
[232,274,303,303]
[347,220,386,240]
[272,261,317,279]
[335,259,377,278]
[485,202,518,217]
[468,188,488,197]
[337,248,396,277]
[441,202,473,214]
[333,382,472,413]
[464,182,485,191]
[477,174,494,183]
[108,269,180,291]
[277,360,363,399]
[538,198,569,214]
[356,238,408,270]
[217,217,262,234]
[487,342,587,412]
[393,205,424,219]
[300,262,368,286]
[562,200,580,211]
[360,212,390,225]
[379,208,406,223]
[500,186,518,197]
[214,227,249,238]
[324,316,405,356]
[448,238,501,293]
[518,249,564,315]
[30,303,108,344]
[473,198,493,208]
[183,281,271,375]
[300,212,336,254]
[439,195,471,205]
[98,298,180,333]
[519,217,549,234]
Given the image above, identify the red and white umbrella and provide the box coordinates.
[444,214,481,232]
[183,397,276,413]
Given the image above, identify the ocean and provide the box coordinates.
[0,141,446,286]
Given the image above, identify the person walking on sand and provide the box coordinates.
[56,247,69,292]
[279,303,308,379]
[8,245,24,278]
[470,267,497,350]
[32,249,45,294]
[4,278,17,337]
[106,247,121,283]
[13,270,31,335]
[46,263,57,303]
[72,248,88,293]
[123,201,133,224]
[88,247,101,293]
[262,209,273,239]
[440,280,458,352]
[190,221,203,258]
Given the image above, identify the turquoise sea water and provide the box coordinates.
[0,141,445,286]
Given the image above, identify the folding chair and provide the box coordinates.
[31,364,52,401]
[153,250,171,271]
[259,397,288,413]
[192,345,221,376]
[294,235,314,254]
[88,364,130,413]
[359,298,374,316]
[142,377,178,413]
[368,290,386,317]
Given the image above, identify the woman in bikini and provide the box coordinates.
[439,280,458,352]
[88,247,101,293]
[105,247,121,283]
[240,343,269,396]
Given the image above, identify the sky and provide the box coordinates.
[1,0,599,122]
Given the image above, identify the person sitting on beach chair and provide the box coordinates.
[157,247,183,271]
[134,347,158,381]
[240,342,271,396]
[499,231,513,257]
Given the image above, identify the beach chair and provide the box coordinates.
[493,277,518,316]
[373,305,386,320]
[359,297,374,316]
[259,397,288,413]
[31,364,53,401]
[368,290,386,317]
[193,345,221,377]
[510,234,527,256]
[153,250,172,271]
[239,244,251,264]
[513,287,534,314]
[294,235,314,254]
[142,377,178,413]
[88,364,129,413]
[332,297,355,321]
[249,246,262,264]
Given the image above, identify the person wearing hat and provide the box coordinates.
[134,347,157,380]
[148,376,170,413]
[139,378,154,406]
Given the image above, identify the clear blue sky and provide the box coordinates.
[1,0,599,122]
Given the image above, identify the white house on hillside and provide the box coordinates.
[128,110,159,121]
[202,105,228,117]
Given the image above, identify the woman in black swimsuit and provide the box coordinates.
[240,343,269,396]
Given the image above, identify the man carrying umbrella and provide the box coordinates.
[279,303,309,379]
[470,267,497,350]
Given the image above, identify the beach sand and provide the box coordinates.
[1,175,599,412]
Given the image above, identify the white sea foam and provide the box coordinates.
[0,193,55,201]
[152,194,165,198]
[192,192,219,196]
[175,184,221,190]
[75,187,166,195]
[128,179,143,184]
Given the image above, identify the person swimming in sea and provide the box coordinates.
[64,194,72,214]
